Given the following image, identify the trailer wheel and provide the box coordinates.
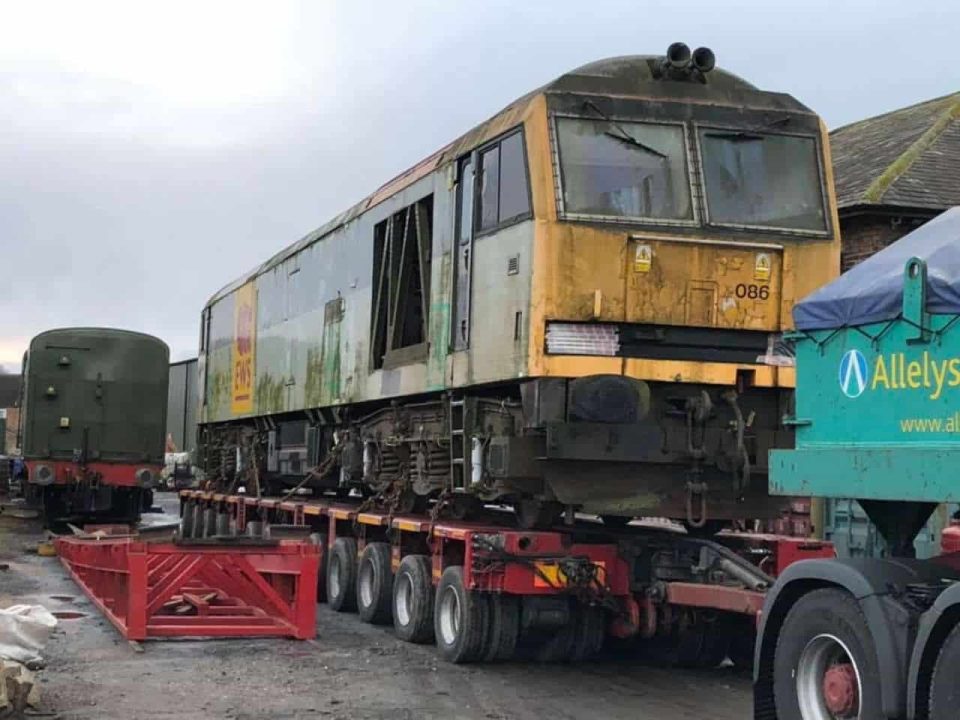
[309,533,328,603]
[393,554,434,644]
[483,594,520,661]
[191,503,205,538]
[929,621,960,719]
[180,501,195,539]
[327,537,358,612]
[773,588,881,720]
[357,542,393,624]
[434,566,488,663]
[569,604,606,661]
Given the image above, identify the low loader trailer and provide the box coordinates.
[179,489,831,665]
[754,208,960,720]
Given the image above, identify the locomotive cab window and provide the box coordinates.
[556,117,693,222]
[698,129,827,233]
[477,130,531,232]
[370,195,434,370]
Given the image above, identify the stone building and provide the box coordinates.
[830,92,960,270]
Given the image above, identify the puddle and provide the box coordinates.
[49,595,75,602]
[51,611,86,620]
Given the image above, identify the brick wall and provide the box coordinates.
[840,213,933,271]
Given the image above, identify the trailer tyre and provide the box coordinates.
[393,554,434,644]
[773,588,881,720]
[929,621,960,720]
[309,533,328,603]
[434,566,488,663]
[357,542,393,624]
[327,537,358,612]
[484,594,520,662]
[570,604,606,661]
[180,501,195,539]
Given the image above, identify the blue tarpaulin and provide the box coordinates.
[794,207,960,330]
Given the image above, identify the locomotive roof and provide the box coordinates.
[29,327,170,352]
[206,54,814,308]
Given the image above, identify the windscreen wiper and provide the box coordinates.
[706,115,793,142]
[602,131,668,158]
[582,100,667,158]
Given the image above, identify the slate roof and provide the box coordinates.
[831,93,960,211]
[0,374,20,408]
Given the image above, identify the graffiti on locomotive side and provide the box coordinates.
[232,282,257,415]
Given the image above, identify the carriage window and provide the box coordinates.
[556,117,692,221]
[699,130,827,232]
[370,196,434,369]
[477,130,531,232]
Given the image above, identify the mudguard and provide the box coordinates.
[906,578,960,719]
[753,557,960,720]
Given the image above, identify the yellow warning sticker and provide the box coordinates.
[532,561,607,588]
[634,244,652,273]
[755,253,771,282]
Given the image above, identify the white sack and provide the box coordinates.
[0,605,58,664]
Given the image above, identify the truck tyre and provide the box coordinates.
[191,503,205,538]
[929,621,960,719]
[773,588,881,720]
[434,566,488,663]
[484,594,520,662]
[327,537,358,612]
[393,554,434,643]
[357,542,393,624]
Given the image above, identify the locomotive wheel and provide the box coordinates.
[393,554,434,644]
[434,566,489,663]
[515,499,562,530]
[773,588,881,720]
[448,494,481,521]
[357,542,393,625]
[327,537,358,612]
[483,594,520,662]
[929,621,960,719]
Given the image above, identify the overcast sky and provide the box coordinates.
[1,0,956,372]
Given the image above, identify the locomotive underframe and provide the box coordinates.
[199,375,794,525]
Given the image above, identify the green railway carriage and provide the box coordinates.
[20,328,169,522]
[198,46,841,526]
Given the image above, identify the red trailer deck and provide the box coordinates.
[179,490,833,664]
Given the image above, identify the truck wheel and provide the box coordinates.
[434,566,488,663]
[357,542,393,624]
[929,622,960,719]
[484,594,520,661]
[327,537,358,612]
[773,588,881,720]
[191,504,205,538]
[393,554,434,643]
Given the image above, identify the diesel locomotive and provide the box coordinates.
[197,44,841,528]
[18,328,169,523]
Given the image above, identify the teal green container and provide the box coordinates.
[771,259,960,504]
[771,208,960,552]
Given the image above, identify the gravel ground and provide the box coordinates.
[0,499,752,720]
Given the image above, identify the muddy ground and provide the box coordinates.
[0,497,752,720]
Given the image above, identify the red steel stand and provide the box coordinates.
[54,537,319,641]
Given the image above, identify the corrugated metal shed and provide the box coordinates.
[167,359,198,454]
